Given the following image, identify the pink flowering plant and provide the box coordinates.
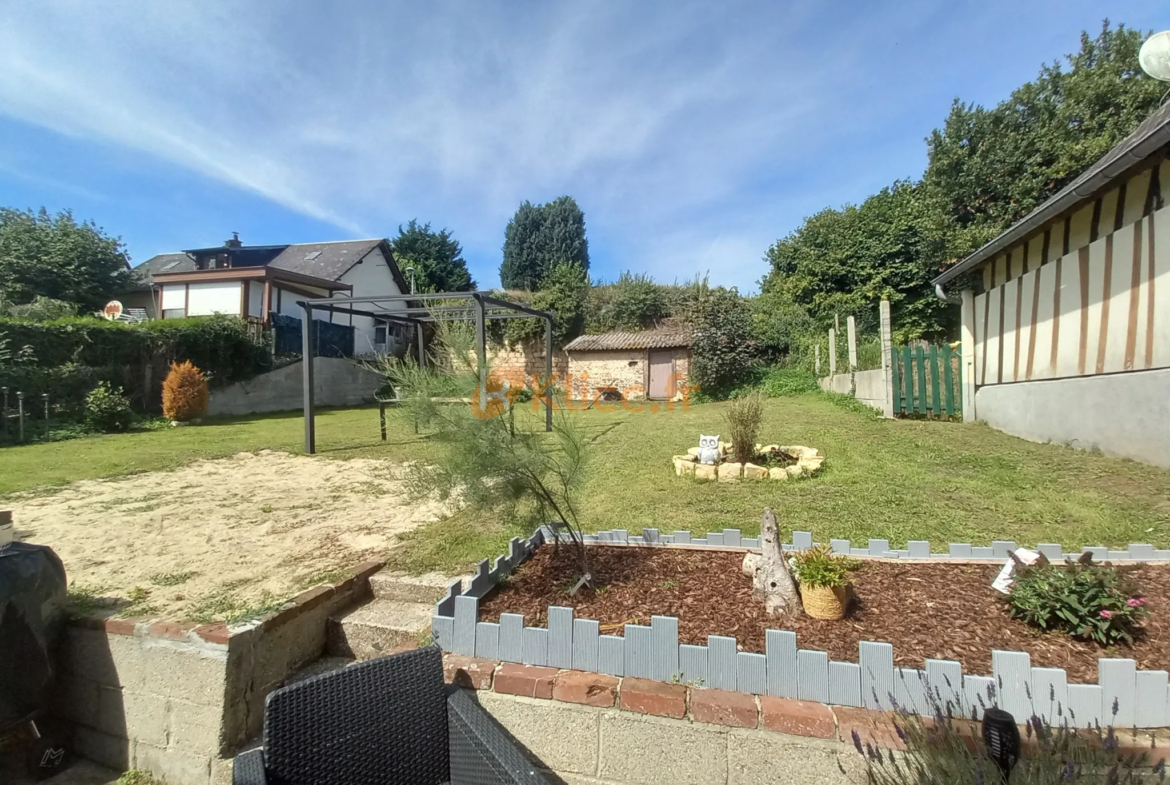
[1007,555,1150,646]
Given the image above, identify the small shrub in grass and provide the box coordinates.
[162,360,209,422]
[84,382,134,433]
[1007,555,1149,646]
[759,366,819,396]
[723,392,763,464]
[789,545,858,588]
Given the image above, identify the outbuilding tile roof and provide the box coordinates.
[565,330,691,352]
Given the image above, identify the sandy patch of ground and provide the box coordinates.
[7,451,444,623]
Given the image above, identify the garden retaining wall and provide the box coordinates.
[433,527,1170,734]
[53,561,383,785]
[817,368,885,412]
[205,357,383,417]
[443,653,1170,784]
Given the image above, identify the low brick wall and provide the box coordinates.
[442,654,1170,784]
[54,561,383,785]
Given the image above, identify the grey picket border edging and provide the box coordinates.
[431,525,1170,728]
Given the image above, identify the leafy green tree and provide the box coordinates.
[505,262,589,347]
[926,22,1165,236]
[500,196,590,290]
[389,219,475,293]
[759,21,1164,344]
[762,181,955,341]
[0,208,133,312]
[687,287,756,397]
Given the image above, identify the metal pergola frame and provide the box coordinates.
[297,292,556,454]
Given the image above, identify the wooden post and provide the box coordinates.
[828,329,837,376]
[879,300,894,418]
[846,316,857,371]
[960,289,977,422]
[416,324,426,369]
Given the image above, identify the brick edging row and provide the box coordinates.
[68,559,386,647]
[442,653,1170,760]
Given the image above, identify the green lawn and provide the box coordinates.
[4,395,1169,578]
[0,406,433,496]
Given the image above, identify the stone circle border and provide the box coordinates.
[671,443,824,481]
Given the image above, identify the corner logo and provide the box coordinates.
[470,376,514,419]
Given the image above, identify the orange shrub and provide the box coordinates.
[162,360,209,422]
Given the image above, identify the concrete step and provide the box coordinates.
[369,570,463,605]
[326,599,434,661]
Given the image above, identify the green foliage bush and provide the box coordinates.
[790,546,858,589]
[84,382,134,433]
[0,295,77,321]
[1008,558,1149,646]
[504,262,590,348]
[758,367,819,397]
[687,287,756,398]
[724,392,762,464]
[587,272,669,332]
[0,314,270,421]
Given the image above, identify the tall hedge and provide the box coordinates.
[0,315,271,416]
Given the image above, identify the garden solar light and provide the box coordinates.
[982,708,1021,783]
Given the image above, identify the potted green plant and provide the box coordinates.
[790,545,858,620]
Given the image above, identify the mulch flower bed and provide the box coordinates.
[478,545,1170,684]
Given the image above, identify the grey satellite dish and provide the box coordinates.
[1139,31,1170,82]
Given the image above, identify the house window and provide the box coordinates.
[375,325,388,345]
[162,309,185,320]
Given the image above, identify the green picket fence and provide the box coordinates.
[891,344,962,419]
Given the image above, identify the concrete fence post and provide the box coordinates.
[846,316,857,371]
[879,300,894,418]
[828,329,837,376]
[960,289,977,422]
[814,344,821,376]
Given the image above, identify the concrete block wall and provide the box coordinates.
[53,560,384,784]
[444,654,1170,785]
[817,368,885,412]
[206,357,384,417]
[56,621,231,785]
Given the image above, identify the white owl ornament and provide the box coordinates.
[698,434,721,465]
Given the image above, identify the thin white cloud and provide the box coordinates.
[0,0,1142,290]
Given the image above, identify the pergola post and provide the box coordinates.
[474,295,487,412]
[544,317,553,432]
[302,302,316,454]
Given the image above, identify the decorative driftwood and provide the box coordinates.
[741,508,801,616]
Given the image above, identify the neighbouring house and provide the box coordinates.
[126,234,413,355]
[563,329,691,401]
[933,100,1170,467]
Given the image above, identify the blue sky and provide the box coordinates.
[0,2,1163,293]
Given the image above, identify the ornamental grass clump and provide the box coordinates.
[1007,554,1149,646]
[724,392,763,465]
[162,360,209,422]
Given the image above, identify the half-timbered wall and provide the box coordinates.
[973,158,1169,386]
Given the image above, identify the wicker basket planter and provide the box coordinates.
[800,583,850,620]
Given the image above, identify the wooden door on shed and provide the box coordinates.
[647,350,674,399]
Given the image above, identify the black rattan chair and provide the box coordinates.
[233,646,551,785]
